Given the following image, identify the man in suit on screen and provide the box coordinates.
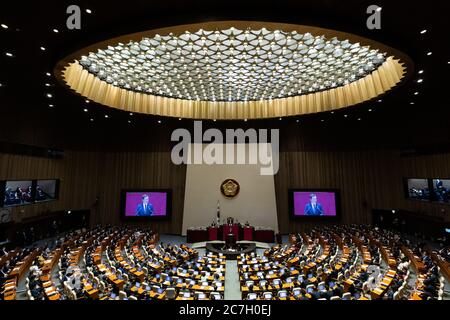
[136,194,154,216]
[304,194,324,216]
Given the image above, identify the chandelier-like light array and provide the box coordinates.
[77,27,387,102]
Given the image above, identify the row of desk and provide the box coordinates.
[401,246,426,274]
[352,236,372,264]
[0,249,19,268]
[429,250,450,282]
[3,249,41,300]
[370,269,397,299]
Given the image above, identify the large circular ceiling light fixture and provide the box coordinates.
[56,21,412,120]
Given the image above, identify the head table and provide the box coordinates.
[186,224,275,243]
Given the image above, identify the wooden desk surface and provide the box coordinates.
[176,296,195,300]
[410,292,423,300]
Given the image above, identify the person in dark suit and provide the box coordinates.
[135,194,154,216]
[304,194,324,216]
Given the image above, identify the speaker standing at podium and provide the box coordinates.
[304,194,324,216]
[136,194,154,216]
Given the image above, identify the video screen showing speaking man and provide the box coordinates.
[123,191,168,217]
[292,191,337,217]
[136,194,154,216]
[304,193,324,216]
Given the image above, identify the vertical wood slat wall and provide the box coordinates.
[0,151,100,222]
[1,148,449,235]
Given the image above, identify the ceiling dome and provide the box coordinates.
[56,21,412,120]
[77,27,387,102]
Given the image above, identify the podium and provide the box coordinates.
[225,233,236,248]
[221,224,239,241]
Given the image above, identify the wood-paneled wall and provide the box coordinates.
[275,150,396,233]
[0,151,100,222]
[274,150,450,234]
[1,134,449,235]
[0,150,186,234]
[93,151,186,234]
[398,153,450,218]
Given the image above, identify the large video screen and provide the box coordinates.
[35,180,60,203]
[121,190,172,220]
[432,179,450,204]
[405,179,430,201]
[289,189,340,219]
[3,180,33,207]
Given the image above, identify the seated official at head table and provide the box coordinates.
[136,194,154,216]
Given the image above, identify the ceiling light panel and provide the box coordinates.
[77,28,387,102]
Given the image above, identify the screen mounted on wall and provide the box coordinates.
[289,189,341,220]
[404,178,431,201]
[432,179,450,204]
[35,179,60,203]
[0,179,61,208]
[2,180,33,207]
[120,189,172,220]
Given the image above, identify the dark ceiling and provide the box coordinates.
[0,0,449,152]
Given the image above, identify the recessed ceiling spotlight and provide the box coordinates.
[244,119,248,122]
[1,24,8,29]
[330,111,334,114]
[5,52,13,57]
[104,115,109,118]
[321,119,324,122]
[46,93,53,98]
[129,112,133,116]
[83,108,88,112]
[358,118,362,121]
[46,72,51,77]
[296,119,300,123]
[427,52,433,56]
[279,118,282,121]
[128,120,131,123]
[45,83,51,87]
[418,70,424,74]
[85,99,90,103]
[420,29,427,34]
[213,119,216,122]
[40,46,46,51]
[344,115,348,118]
[53,28,59,33]
[368,109,373,112]
[178,118,182,120]
[49,104,54,107]
[90,118,94,122]
[417,79,424,83]
[377,99,382,103]
[410,102,415,105]
[86,9,92,14]
[158,120,162,123]
[414,92,419,95]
